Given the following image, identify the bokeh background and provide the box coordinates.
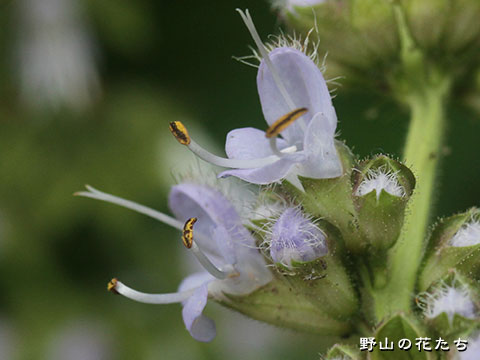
[0,0,479,359]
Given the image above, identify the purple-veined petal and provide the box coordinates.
[181,284,216,342]
[225,127,288,159]
[218,155,303,185]
[257,47,335,145]
[297,112,342,179]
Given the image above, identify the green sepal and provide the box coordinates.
[420,272,480,338]
[354,190,407,251]
[326,344,362,360]
[352,155,415,251]
[427,312,479,341]
[218,278,352,336]
[371,314,433,359]
[276,252,359,320]
[419,208,480,291]
[285,141,362,252]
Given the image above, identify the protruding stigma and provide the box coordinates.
[107,278,119,294]
[266,108,308,138]
[169,121,191,145]
[182,217,197,249]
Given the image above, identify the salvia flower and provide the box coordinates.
[355,167,405,201]
[450,219,480,247]
[266,207,328,267]
[76,184,272,342]
[421,282,476,323]
[169,10,342,187]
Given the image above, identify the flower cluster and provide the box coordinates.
[77,7,480,359]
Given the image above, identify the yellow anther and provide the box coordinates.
[169,121,191,145]
[182,217,197,249]
[265,107,308,138]
[107,278,119,294]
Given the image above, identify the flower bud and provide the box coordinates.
[292,141,360,252]
[403,0,480,56]
[419,208,480,291]
[279,0,398,85]
[268,207,328,267]
[264,209,358,319]
[352,155,415,251]
[418,274,478,337]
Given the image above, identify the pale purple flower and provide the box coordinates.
[267,207,328,267]
[76,183,271,342]
[170,10,342,187]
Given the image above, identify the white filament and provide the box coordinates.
[188,139,297,168]
[190,242,233,280]
[114,280,195,304]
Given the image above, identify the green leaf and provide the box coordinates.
[371,314,433,360]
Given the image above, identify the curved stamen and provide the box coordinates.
[75,186,214,244]
[267,108,308,157]
[182,218,235,280]
[169,121,297,168]
[108,278,195,304]
[75,185,184,230]
[269,138,283,157]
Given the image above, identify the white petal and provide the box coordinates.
[298,112,342,179]
[225,127,288,159]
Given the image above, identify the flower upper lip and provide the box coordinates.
[218,46,342,185]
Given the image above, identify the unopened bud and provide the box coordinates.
[352,155,415,250]
[419,208,480,291]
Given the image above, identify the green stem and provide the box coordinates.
[372,3,452,319]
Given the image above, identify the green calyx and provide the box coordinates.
[371,314,433,360]
[418,272,480,338]
[419,208,480,291]
[352,155,415,251]
[219,277,353,336]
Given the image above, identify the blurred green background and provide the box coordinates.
[0,0,479,359]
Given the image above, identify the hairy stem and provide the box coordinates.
[372,3,451,320]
